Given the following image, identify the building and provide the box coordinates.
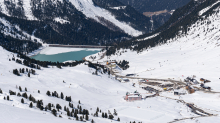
[174,89,186,95]
[124,92,142,101]
[117,78,130,83]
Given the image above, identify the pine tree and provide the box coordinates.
[29,102,33,108]
[61,92,64,99]
[67,110,70,116]
[69,102,73,108]
[105,113,108,118]
[109,114,114,119]
[64,106,67,111]
[97,107,99,112]
[114,109,118,116]
[17,92,21,96]
[0,88,2,94]
[75,109,78,114]
[29,94,32,101]
[21,98,24,103]
[28,72,30,77]
[25,87,27,92]
[102,112,104,118]
[86,114,89,120]
[78,100,80,104]
[52,109,57,116]
[38,90,40,93]
[19,86,22,92]
[91,119,94,123]
[46,91,51,96]
[117,117,120,121]
[76,115,79,120]
[56,104,62,110]
[48,103,52,110]
[22,92,28,99]
[7,96,9,100]
[74,112,77,118]
[22,68,24,73]
[40,106,44,110]
[4,97,6,100]
[80,116,83,121]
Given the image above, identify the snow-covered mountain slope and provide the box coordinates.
[0,17,43,44]
[0,0,156,38]
[198,0,220,16]
[84,3,220,122]
[68,0,142,36]
[95,2,220,90]
[118,0,191,13]
[0,46,197,123]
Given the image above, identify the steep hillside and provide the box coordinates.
[89,0,220,81]
[1,0,220,122]
[118,0,191,26]
[0,0,157,45]
[84,1,220,122]
[118,0,191,12]
[106,0,217,53]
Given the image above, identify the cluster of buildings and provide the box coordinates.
[124,91,142,102]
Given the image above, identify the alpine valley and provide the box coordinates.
[1,0,220,123]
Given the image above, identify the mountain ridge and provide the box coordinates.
[0,0,159,45]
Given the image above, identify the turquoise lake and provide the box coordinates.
[31,49,100,63]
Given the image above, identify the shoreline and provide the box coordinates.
[28,46,46,58]
[29,45,102,62]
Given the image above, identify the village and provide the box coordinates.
[103,61,213,102]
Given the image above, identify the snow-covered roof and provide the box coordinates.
[128,95,141,98]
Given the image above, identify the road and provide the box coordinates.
[89,59,219,122]
[106,64,187,87]
[159,95,217,123]
[49,44,110,49]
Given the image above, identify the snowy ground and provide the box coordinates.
[69,0,142,36]
[1,2,220,123]
[0,0,143,36]
[85,5,220,122]
[0,46,196,123]
[39,47,101,55]
[94,6,220,91]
